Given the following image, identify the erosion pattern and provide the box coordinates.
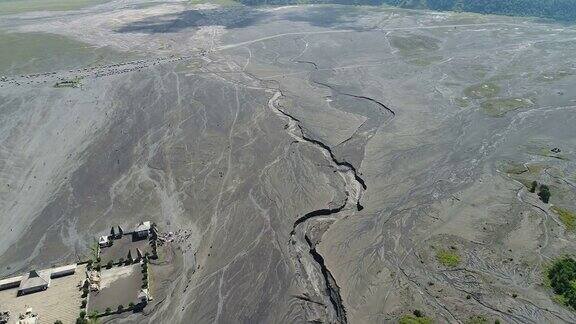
[1,2,576,324]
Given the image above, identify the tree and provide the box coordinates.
[129,302,135,309]
[118,305,125,312]
[110,226,116,237]
[539,185,551,203]
[79,311,86,319]
[107,260,113,269]
[548,256,576,309]
[55,320,63,324]
[105,307,112,314]
[529,180,537,193]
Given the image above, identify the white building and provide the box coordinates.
[18,270,50,296]
[99,235,110,247]
[134,221,151,239]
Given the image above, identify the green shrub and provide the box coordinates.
[538,185,551,203]
[436,249,461,267]
[129,302,135,308]
[79,310,86,319]
[399,314,433,324]
[105,307,111,314]
[81,299,87,308]
[548,256,576,309]
[118,305,124,312]
[529,180,537,193]
[55,320,63,324]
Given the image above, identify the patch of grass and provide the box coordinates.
[0,30,136,76]
[551,206,576,231]
[464,82,500,99]
[390,35,440,53]
[0,0,109,15]
[552,293,568,306]
[454,97,470,108]
[399,314,433,324]
[481,98,533,117]
[436,249,461,267]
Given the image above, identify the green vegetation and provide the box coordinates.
[538,184,551,203]
[464,83,500,99]
[55,321,63,324]
[454,97,470,108]
[0,0,109,15]
[399,314,433,324]
[551,206,576,231]
[547,256,576,310]
[436,249,461,267]
[529,180,537,193]
[54,77,82,88]
[388,34,441,65]
[390,35,440,53]
[481,98,533,117]
[0,30,135,76]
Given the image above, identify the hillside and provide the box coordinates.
[238,0,576,22]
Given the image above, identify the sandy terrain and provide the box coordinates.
[0,1,576,323]
[0,265,85,323]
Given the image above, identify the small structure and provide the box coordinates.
[50,264,77,279]
[99,235,110,248]
[0,275,23,291]
[18,270,50,296]
[133,221,151,239]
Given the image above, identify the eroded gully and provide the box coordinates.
[267,90,366,323]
